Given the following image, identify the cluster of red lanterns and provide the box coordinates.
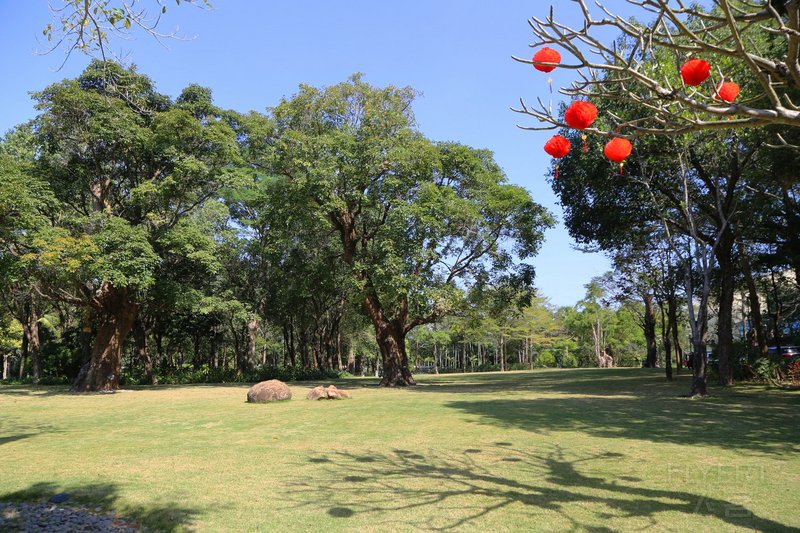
[533,48,741,178]
[679,58,740,103]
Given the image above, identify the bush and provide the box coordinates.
[538,351,556,367]
[121,365,344,386]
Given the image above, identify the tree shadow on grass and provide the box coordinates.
[280,447,795,532]
[0,481,200,532]
[445,392,800,455]
[0,422,66,446]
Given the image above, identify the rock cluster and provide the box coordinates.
[307,384,351,400]
[246,380,292,403]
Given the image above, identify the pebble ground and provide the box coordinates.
[0,501,138,532]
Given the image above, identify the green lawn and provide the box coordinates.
[2,369,799,532]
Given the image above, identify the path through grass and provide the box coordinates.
[2,369,799,531]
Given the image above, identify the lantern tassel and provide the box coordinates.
[555,163,559,180]
[581,134,588,153]
[619,162,624,175]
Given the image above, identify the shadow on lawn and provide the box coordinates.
[0,481,199,532]
[445,394,800,456]
[282,447,795,532]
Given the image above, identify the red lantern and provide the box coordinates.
[544,135,571,179]
[715,81,740,103]
[604,137,633,175]
[564,101,597,152]
[533,47,561,73]
[680,59,711,86]
[564,101,598,130]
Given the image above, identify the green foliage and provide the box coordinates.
[122,364,343,386]
[0,316,23,352]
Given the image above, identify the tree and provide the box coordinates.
[25,61,244,391]
[43,0,210,67]
[516,0,800,141]
[260,76,553,386]
[0,141,54,384]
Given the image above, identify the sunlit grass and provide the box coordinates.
[2,369,799,532]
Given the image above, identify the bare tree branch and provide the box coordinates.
[516,0,800,139]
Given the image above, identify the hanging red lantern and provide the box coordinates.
[564,101,598,130]
[533,47,561,73]
[544,135,571,179]
[680,59,711,86]
[564,101,597,152]
[604,137,633,175]
[715,81,740,103]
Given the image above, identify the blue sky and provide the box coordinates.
[0,0,626,307]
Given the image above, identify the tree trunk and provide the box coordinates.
[336,330,343,371]
[71,285,138,392]
[18,334,27,379]
[2,352,9,380]
[659,302,673,381]
[375,322,415,386]
[22,300,43,383]
[643,293,658,368]
[240,317,259,373]
[499,334,506,372]
[715,232,736,386]
[133,319,156,385]
[211,325,221,369]
[740,243,768,360]
[668,296,683,373]
[690,336,708,397]
[362,286,415,386]
[193,332,203,370]
[347,335,355,373]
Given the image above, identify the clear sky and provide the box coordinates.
[0,0,625,307]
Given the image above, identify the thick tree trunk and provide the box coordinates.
[376,322,415,386]
[71,286,138,392]
[643,294,658,367]
[362,285,415,386]
[715,233,736,386]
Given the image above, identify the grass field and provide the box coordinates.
[2,368,799,532]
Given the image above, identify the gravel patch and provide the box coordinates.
[0,501,138,532]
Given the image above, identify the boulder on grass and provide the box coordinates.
[307,384,352,400]
[247,380,292,403]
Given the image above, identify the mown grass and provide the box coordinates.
[1,368,799,532]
